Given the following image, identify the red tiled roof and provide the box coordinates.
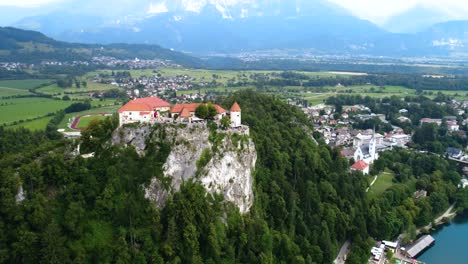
[118,96,170,113]
[170,103,199,114]
[214,104,226,114]
[230,102,241,112]
[340,148,356,157]
[351,160,369,171]
[170,103,226,114]
[179,108,192,118]
[118,103,152,112]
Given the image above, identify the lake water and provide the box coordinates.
[418,213,468,264]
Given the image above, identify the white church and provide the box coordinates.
[351,131,380,175]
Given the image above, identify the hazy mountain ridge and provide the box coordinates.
[8,0,468,57]
[0,27,202,66]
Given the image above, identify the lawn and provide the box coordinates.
[0,79,53,90]
[0,79,53,97]
[368,169,396,198]
[58,105,120,131]
[0,87,32,97]
[37,81,120,96]
[76,115,108,129]
[0,97,73,125]
[8,116,53,131]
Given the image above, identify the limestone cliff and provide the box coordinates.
[112,123,256,214]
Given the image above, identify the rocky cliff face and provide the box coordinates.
[112,124,256,214]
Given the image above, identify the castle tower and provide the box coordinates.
[230,102,241,127]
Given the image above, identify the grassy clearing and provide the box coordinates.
[0,79,53,97]
[0,97,73,125]
[0,87,32,97]
[76,115,108,129]
[368,169,395,198]
[58,105,120,131]
[8,116,53,131]
[0,79,53,90]
[37,81,120,96]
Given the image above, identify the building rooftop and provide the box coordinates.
[118,96,170,113]
[406,235,435,258]
[231,102,241,112]
[351,160,369,171]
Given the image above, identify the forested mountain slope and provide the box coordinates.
[0,27,202,67]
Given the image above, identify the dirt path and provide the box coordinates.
[334,240,351,264]
[366,175,378,193]
[417,203,456,234]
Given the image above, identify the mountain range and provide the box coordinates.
[0,27,202,67]
[7,0,468,57]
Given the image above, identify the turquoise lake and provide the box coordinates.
[418,213,468,263]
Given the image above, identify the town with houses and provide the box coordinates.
[301,101,468,175]
[0,56,178,71]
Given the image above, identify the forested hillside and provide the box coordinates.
[0,91,375,263]
[0,27,202,67]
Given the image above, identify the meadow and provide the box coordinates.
[0,97,73,125]
[9,116,53,131]
[367,169,395,198]
[76,115,108,129]
[0,79,53,97]
[37,81,119,96]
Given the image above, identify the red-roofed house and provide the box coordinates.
[446,121,460,131]
[420,118,442,126]
[118,96,170,126]
[351,160,370,174]
[170,103,227,120]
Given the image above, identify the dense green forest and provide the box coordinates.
[370,149,464,241]
[1,91,467,263]
[0,91,372,263]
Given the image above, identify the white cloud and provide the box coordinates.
[0,0,66,8]
[148,1,169,14]
[328,0,468,24]
[7,0,468,24]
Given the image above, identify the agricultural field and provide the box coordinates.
[37,81,119,96]
[0,97,73,126]
[367,169,395,198]
[58,105,120,132]
[9,116,53,131]
[90,68,359,84]
[0,79,53,97]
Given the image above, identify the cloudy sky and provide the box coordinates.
[3,0,468,25]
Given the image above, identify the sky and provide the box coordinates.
[3,0,468,25]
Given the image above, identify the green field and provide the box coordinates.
[58,105,120,131]
[0,97,73,125]
[368,169,395,198]
[76,115,108,129]
[9,116,53,131]
[37,81,119,95]
[90,68,358,85]
[7,105,119,131]
[0,79,53,97]
[0,79,53,90]
[0,87,32,97]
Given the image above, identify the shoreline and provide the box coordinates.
[416,203,457,235]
